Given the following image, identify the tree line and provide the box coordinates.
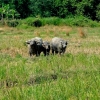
[0,0,100,21]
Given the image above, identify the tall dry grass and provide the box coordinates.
[77,27,87,38]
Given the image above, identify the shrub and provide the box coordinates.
[0,20,5,26]
[64,15,100,27]
[23,17,42,27]
[7,20,19,27]
[22,17,34,25]
[31,19,42,27]
[41,17,61,26]
[16,16,100,29]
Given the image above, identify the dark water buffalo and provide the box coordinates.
[26,37,43,56]
[41,41,50,56]
[26,37,50,56]
[51,37,68,55]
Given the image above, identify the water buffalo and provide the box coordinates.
[26,37,43,56]
[41,41,50,56]
[50,37,68,55]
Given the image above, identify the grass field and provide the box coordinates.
[0,25,100,100]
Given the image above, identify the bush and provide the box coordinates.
[41,17,61,26]
[7,20,19,27]
[22,17,34,25]
[22,17,42,27]
[64,15,100,27]
[0,20,5,26]
[16,16,100,29]
[31,19,42,27]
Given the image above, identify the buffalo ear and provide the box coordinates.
[26,40,33,44]
[26,41,30,44]
[66,41,68,45]
[64,40,68,45]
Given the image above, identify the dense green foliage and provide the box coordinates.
[1,16,100,27]
[13,17,100,28]
[0,0,100,21]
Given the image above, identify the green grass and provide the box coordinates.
[0,26,100,100]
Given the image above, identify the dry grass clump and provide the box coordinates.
[0,27,4,32]
[65,28,72,36]
[66,32,70,36]
[34,32,41,37]
[78,27,86,38]
[61,26,72,36]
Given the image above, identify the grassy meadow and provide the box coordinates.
[0,25,100,100]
